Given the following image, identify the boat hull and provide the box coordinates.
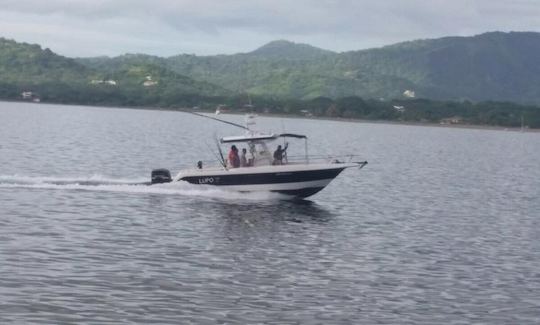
[176,164,350,198]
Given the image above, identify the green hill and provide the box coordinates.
[4,32,540,107]
[338,31,540,103]
[7,32,540,103]
[0,38,91,100]
[249,40,335,59]
[2,36,540,128]
[78,31,540,103]
[0,38,227,104]
[0,38,88,83]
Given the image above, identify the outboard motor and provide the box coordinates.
[151,168,172,184]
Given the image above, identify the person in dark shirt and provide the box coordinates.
[273,143,288,165]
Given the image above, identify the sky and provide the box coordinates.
[0,0,539,57]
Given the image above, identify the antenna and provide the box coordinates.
[214,136,227,168]
[280,119,286,145]
[205,139,226,168]
[184,110,248,130]
[245,114,257,132]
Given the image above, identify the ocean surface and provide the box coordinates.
[1,101,539,324]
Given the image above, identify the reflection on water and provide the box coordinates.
[208,199,334,223]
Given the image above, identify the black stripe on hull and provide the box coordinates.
[273,187,326,198]
[180,167,345,186]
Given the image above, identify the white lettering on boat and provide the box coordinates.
[198,177,215,184]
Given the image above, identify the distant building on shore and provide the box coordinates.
[90,79,117,85]
[440,116,464,125]
[143,75,158,87]
[21,91,33,99]
[300,109,313,117]
[215,104,228,115]
[403,90,416,98]
[21,91,40,102]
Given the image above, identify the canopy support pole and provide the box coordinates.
[305,138,309,164]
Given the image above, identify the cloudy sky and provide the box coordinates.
[0,0,539,57]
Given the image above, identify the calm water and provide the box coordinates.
[1,102,539,324]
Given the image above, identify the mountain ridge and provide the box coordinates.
[0,37,228,105]
[2,34,540,128]
[248,40,335,59]
[3,31,540,103]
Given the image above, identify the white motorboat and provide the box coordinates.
[151,113,367,199]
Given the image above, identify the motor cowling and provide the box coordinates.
[151,168,172,184]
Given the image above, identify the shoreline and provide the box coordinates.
[241,111,539,133]
[3,99,538,133]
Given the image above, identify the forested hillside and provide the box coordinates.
[2,34,540,128]
[78,32,540,103]
[0,38,226,105]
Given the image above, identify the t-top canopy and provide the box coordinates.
[278,133,307,139]
[220,133,277,143]
[220,133,307,143]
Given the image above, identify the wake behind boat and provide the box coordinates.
[150,113,367,199]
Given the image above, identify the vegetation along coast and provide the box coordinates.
[2,32,540,129]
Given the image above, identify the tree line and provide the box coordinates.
[2,83,539,128]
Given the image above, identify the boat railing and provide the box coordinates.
[173,159,226,171]
[285,154,364,165]
[175,154,365,171]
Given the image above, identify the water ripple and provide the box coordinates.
[1,102,539,324]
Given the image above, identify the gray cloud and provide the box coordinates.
[0,0,539,57]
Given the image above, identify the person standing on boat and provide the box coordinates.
[273,143,288,165]
[228,145,240,168]
[240,148,249,167]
